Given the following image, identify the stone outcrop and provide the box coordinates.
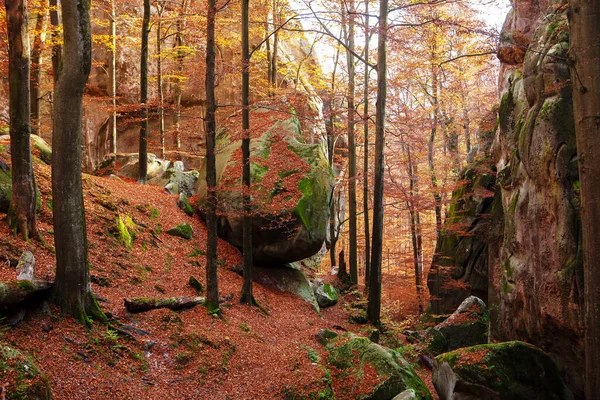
[427,159,497,315]
[433,341,573,400]
[195,103,334,265]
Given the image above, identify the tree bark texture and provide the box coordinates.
[204,0,220,312]
[5,0,37,241]
[367,0,387,327]
[30,0,47,136]
[51,0,104,323]
[362,0,371,292]
[569,1,600,396]
[138,0,150,183]
[345,0,358,285]
[240,0,253,305]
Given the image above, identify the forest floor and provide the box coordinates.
[0,152,437,399]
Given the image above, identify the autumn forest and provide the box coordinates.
[0,0,598,398]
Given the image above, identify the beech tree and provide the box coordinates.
[239,0,254,305]
[569,1,600,395]
[204,0,220,312]
[51,0,105,323]
[138,0,150,184]
[367,0,387,326]
[5,0,38,241]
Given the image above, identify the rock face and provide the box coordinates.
[327,336,432,400]
[428,3,583,396]
[491,7,584,397]
[427,160,497,315]
[196,105,334,265]
[433,341,573,400]
[424,296,489,355]
[253,263,319,310]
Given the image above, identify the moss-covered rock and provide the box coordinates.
[327,336,432,400]
[195,105,334,265]
[433,341,573,400]
[116,214,137,249]
[253,263,319,310]
[30,135,52,165]
[166,223,193,240]
[313,282,338,308]
[177,193,194,216]
[0,345,51,400]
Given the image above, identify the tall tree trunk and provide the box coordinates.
[240,0,253,305]
[406,144,423,314]
[156,3,165,158]
[109,0,117,153]
[345,0,358,285]
[5,0,37,241]
[569,2,600,396]
[327,29,342,271]
[429,59,442,237]
[49,0,61,79]
[51,0,105,324]
[269,0,278,87]
[29,0,47,137]
[264,19,272,85]
[367,0,387,327]
[139,0,150,183]
[362,0,371,293]
[204,0,220,312]
[174,0,188,150]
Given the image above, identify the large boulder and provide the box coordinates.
[196,105,334,265]
[424,296,489,355]
[433,341,573,400]
[327,336,432,400]
[0,345,51,399]
[253,263,319,311]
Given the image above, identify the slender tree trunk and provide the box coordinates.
[269,0,278,87]
[406,144,423,314]
[569,2,600,396]
[204,0,220,312]
[429,60,442,237]
[109,0,117,153]
[29,0,47,137]
[139,0,150,183]
[362,0,371,293]
[174,0,188,151]
[328,31,341,271]
[367,0,387,327]
[49,0,61,85]
[51,0,105,324]
[345,0,358,285]
[5,0,37,241]
[264,19,272,85]
[156,3,165,158]
[240,0,254,305]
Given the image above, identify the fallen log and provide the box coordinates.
[124,296,205,313]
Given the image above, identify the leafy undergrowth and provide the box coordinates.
[0,155,437,399]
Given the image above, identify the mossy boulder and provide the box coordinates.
[327,336,432,400]
[166,223,193,240]
[116,214,137,249]
[30,135,52,165]
[177,193,194,216]
[253,263,319,310]
[195,106,334,265]
[433,341,573,400]
[312,280,338,308]
[0,345,51,400]
[424,296,489,355]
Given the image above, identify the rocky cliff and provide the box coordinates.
[428,0,584,396]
